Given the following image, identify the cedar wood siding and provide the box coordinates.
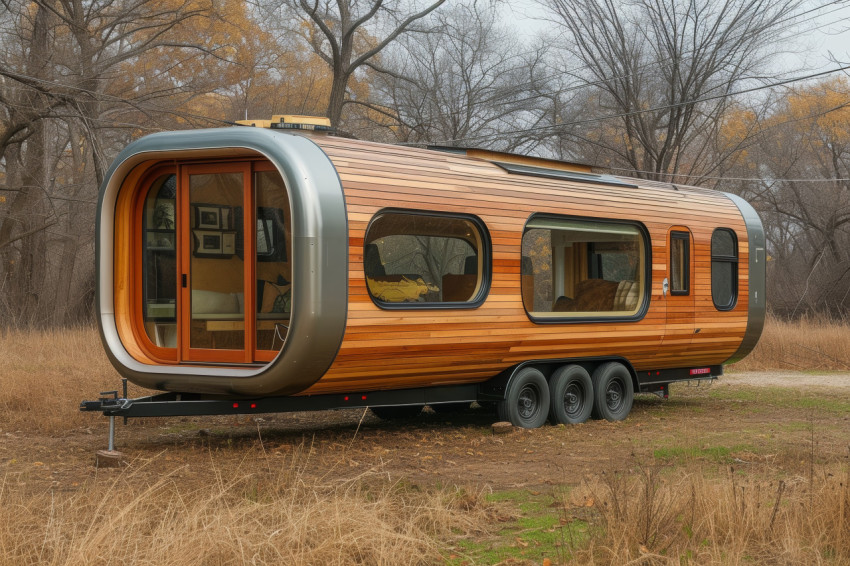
[302,136,749,395]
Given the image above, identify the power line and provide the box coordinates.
[500,10,850,108]
[601,166,850,183]
[2,0,846,137]
[418,63,850,146]
[381,0,850,117]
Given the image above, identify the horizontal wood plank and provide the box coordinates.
[299,138,752,395]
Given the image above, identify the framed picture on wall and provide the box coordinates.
[193,230,229,257]
[195,205,223,229]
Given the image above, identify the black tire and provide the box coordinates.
[548,364,594,424]
[370,405,424,420]
[590,362,634,421]
[430,402,472,414]
[496,367,550,428]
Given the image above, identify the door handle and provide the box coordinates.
[662,277,669,297]
[182,274,188,288]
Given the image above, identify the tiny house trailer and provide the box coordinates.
[82,115,765,428]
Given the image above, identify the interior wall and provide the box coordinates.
[187,165,292,296]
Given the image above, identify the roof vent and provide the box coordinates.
[494,162,637,189]
[236,115,334,132]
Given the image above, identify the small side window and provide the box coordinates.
[521,216,647,320]
[670,231,690,295]
[364,211,489,307]
[711,228,738,310]
[141,173,177,349]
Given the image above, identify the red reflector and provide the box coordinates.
[344,396,349,401]
[250,403,257,409]
[689,367,711,375]
[361,395,367,400]
[232,402,239,409]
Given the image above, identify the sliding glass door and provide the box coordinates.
[138,160,291,364]
[180,163,252,363]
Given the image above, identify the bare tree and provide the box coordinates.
[266,0,446,127]
[542,0,802,181]
[747,78,850,316]
[0,0,230,326]
[364,3,548,151]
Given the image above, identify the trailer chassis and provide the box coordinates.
[80,362,721,419]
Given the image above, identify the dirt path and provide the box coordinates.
[724,370,850,388]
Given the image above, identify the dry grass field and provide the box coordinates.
[0,321,848,565]
[731,314,850,372]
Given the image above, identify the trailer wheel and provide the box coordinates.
[370,405,424,420]
[497,367,550,428]
[548,364,594,424]
[591,362,634,421]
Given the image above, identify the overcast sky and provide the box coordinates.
[502,0,850,75]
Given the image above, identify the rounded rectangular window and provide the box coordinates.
[522,217,647,320]
[711,228,738,310]
[670,231,690,295]
[141,172,177,350]
[364,211,488,307]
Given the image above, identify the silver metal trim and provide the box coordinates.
[96,128,348,396]
[722,192,766,363]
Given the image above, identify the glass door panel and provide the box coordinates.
[182,165,250,362]
[254,168,291,359]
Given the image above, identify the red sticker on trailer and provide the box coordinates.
[689,368,711,375]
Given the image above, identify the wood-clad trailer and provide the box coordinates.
[83,115,766,428]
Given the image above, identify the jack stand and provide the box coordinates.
[122,378,128,426]
[95,389,124,469]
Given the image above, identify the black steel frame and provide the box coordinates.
[80,363,722,419]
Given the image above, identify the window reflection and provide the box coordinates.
[522,218,645,317]
[364,212,485,305]
[711,229,738,310]
[142,173,177,348]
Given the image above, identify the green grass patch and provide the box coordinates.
[445,489,589,565]
[707,386,850,413]
[789,396,850,412]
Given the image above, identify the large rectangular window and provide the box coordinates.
[364,211,489,307]
[522,217,647,319]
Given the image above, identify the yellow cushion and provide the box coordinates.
[367,276,439,302]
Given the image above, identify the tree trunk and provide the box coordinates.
[326,72,349,127]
